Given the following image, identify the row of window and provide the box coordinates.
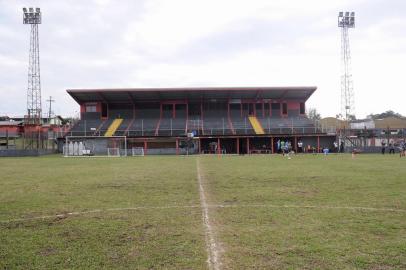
[85,102,305,116]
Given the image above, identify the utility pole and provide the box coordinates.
[46,96,55,124]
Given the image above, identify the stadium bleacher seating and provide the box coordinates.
[114,119,133,136]
[202,110,234,135]
[67,119,103,136]
[68,114,319,137]
[156,118,186,136]
[98,119,114,136]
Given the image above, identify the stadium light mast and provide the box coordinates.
[338,11,355,120]
[23,7,42,125]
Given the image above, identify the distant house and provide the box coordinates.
[0,121,23,138]
[320,117,406,131]
[374,117,406,129]
[0,116,10,121]
[349,119,375,130]
[319,117,349,131]
[43,116,64,126]
[9,116,65,126]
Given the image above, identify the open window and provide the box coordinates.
[282,103,288,115]
[101,103,108,118]
[255,103,263,117]
[300,102,305,115]
[264,103,270,117]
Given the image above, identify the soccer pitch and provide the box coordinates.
[1,154,405,269]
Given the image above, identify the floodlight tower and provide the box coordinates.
[338,11,355,120]
[23,7,42,125]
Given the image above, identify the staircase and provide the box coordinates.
[248,116,265,134]
[104,119,123,136]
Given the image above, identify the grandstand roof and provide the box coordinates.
[67,86,316,103]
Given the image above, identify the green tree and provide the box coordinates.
[367,110,404,119]
[306,108,321,120]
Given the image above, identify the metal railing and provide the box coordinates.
[64,117,331,137]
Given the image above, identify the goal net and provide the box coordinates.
[131,147,145,156]
[107,148,120,157]
[63,136,127,157]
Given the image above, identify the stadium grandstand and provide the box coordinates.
[62,86,336,155]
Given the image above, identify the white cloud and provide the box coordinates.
[0,0,405,119]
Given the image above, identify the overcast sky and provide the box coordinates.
[1,0,405,118]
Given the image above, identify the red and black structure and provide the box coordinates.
[65,87,335,154]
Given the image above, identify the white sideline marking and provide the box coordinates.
[196,159,221,270]
[211,204,406,213]
[1,204,405,224]
[0,205,200,223]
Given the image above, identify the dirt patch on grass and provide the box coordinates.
[38,247,57,256]
[95,182,136,189]
[223,197,238,204]
[291,189,319,197]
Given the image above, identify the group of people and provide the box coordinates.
[276,139,293,154]
[276,139,295,159]
[276,139,342,156]
[381,140,406,157]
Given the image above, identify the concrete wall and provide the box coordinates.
[0,149,56,157]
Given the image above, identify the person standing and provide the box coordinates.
[287,141,292,153]
[333,141,338,153]
[280,140,285,155]
[389,141,395,154]
[298,140,303,153]
[381,140,386,155]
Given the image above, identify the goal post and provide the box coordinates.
[63,136,127,157]
[131,147,145,157]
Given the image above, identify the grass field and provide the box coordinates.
[1,154,406,269]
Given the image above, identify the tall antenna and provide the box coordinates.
[338,11,355,120]
[23,7,42,125]
[46,96,55,123]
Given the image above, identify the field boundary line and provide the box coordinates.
[196,158,222,270]
[2,203,405,224]
[0,205,200,223]
[208,204,406,213]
